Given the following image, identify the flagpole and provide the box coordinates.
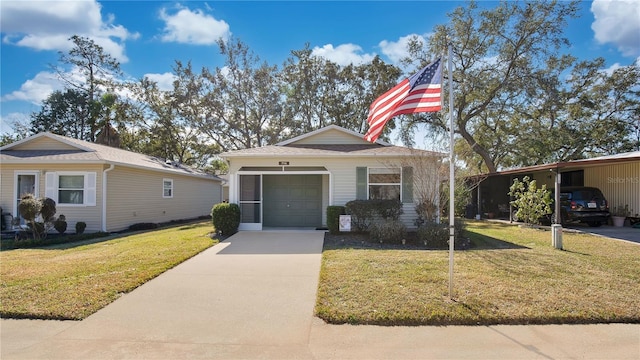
[447,44,455,299]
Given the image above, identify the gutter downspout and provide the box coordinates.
[102,164,115,232]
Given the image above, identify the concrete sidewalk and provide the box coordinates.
[2,231,639,359]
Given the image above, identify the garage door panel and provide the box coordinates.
[263,175,322,227]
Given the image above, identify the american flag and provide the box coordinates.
[364,58,442,142]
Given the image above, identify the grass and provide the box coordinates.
[0,221,218,320]
[315,221,640,326]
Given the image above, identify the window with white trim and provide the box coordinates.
[368,167,401,201]
[58,175,85,204]
[356,167,413,203]
[45,172,97,206]
[163,179,173,198]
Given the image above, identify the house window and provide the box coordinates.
[58,175,85,204]
[45,172,96,206]
[368,168,401,201]
[356,167,413,203]
[163,179,173,198]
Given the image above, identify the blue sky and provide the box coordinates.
[1,0,639,144]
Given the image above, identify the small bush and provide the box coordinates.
[211,203,240,236]
[327,206,346,234]
[369,220,407,244]
[129,223,158,231]
[372,199,403,220]
[416,220,468,249]
[54,215,67,234]
[417,221,449,247]
[509,176,552,225]
[345,200,375,232]
[40,198,57,223]
[75,222,87,235]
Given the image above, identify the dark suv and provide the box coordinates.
[553,186,610,227]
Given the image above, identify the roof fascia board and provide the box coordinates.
[0,158,220,181]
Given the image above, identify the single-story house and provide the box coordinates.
[471,151,640,220]
[0,132,223,233]
[220,125,444,231]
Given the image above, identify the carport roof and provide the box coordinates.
[481,151,640,177]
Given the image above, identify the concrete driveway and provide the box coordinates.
[566,223,640,244]
[2,230,639,359]
[2,231,325,359]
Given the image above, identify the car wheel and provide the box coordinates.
[587,221,602,227]
[511,210,519,222]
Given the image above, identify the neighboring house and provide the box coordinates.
[0,133,223,233]
[220,125,444,230]
[471,151,640,219]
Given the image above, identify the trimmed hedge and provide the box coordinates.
[211,203,241,236]
[345,199,404,232]
[369,220,407,244]
[327,206,346,234]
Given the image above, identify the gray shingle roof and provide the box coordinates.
[221,144,443,158]
[0,133,220,181]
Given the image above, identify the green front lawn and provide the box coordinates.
[315,221,640,325]
[0,221,217,320]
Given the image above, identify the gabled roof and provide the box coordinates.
[1,133,220,181]
[222,125,444,158]
[276,125,391,146]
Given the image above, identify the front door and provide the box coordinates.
[15,172,39,225]
[263,175,322,228]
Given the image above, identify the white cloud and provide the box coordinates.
[311,44,375,66]
[0,0,138,62]
[379,34,429,65]
[159,6,230,45]
[144,73,177,92]
[0,113,30,135]
[591,0,640,57]
[1,71,64,104]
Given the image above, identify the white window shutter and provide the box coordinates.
[45,172,58,202]
[85,172,97,206]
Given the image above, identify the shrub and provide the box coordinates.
[369,220,407,244]
[75,221,87,235]
[211,203,240,236]
[345,200,375,232]
[129,223,158,231]
[509,176,552,225]
[345,199,405,231]
[414,199,438,226]
[40,197,57,223]
[18,194,41,222]
[54,214,67,234]
[372,199,403,220]
[17,195,58,240]
[416,220,468,249]
[417,221,449,247]
[326,206,346,234]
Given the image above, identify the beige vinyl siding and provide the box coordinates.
[228,156,426,229]
[585,161,640,216]
[0,163,104,233]
[11,137,79,151]
[290,128,371,145]
[106,166,221,232]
